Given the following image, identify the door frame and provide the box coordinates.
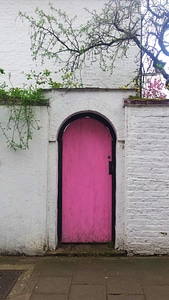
[57,112,116,244]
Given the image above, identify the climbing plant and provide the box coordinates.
[0,69,49,150]
[0,90,47,150]
[0,68,82,150]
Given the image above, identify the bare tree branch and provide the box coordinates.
[19,0,169,86]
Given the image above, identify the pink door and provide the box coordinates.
[62,117,113,242]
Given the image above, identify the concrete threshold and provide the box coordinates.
[45,243,127,257]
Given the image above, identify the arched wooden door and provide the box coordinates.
[58,115,116,243]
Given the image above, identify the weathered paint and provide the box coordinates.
[0,88,130,254]
[62,117,112,242]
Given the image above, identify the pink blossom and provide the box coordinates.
[143,78,167,99]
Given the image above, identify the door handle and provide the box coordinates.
[109,161,113,175]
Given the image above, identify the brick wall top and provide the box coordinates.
[124,99,169,106]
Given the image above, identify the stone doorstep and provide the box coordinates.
[45,244,127,257]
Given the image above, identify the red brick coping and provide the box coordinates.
[124,99,169,106]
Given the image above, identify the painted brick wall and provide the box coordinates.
[0,0,139,88]
[1,93,169,254]
[125,102,169,255]
[0,89,134,254]
[0,107,49,255]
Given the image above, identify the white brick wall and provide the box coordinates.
[0,107,49,255]
[0,89,134,254]
[125,102,169,254]
[0,0,140,254]
[1,94,169,254]
[3,0,169,255]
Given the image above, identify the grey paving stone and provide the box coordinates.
[72,269,105,284]
[134,257,169,285]
[74,257,106,270]
[143,285,169,300]
[33,276,71,294]
[41,262,74,277]
[21,275,38,295]
[1,256,169,300]
[107,295,145,300]
[8,294,31,300]
[30,294,68,300]
[106,278,143,295]
[0,257,19,265]
[104,259,138,279]
[69,284,106,300]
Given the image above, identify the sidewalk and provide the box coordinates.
[0,255,169,300]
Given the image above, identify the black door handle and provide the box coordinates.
[109,161,113,175]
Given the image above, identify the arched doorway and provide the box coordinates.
[58,113,116,243]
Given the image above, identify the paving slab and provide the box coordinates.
[0,256,19,265]
[69,284,106,300]
[143,285,169,300]
[0,256,169,299]
[33,276,71,294]
[9,293,32,300]
[106,277,143,295]
[72,269,105,284]
[103,258,138,279]
[30,294,68,300]
[107,295,145,300]
[134,257,169,285]
[41,261,74,277]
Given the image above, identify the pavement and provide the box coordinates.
[1,254,169,300]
